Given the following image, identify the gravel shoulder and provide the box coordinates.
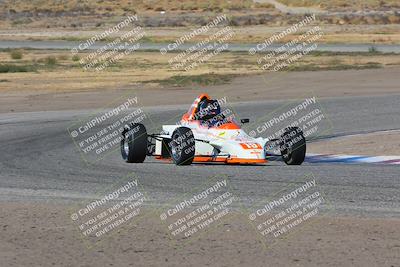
[308,130,400,156]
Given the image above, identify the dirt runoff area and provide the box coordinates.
[0,202,399,267]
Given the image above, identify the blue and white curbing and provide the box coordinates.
[305,154,400,165]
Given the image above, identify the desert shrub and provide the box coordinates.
[72,55,80,62]
[45,56,57,66]
[10,50,23,60]
[0,64,35,73]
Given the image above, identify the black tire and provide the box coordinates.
[170,127,195,166]
[280,127,306,165]
[121,123,147,163]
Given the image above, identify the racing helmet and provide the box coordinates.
[197,99,221,120]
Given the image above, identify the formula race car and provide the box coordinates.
[121,94,306,165]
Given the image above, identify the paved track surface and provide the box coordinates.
[0,94,399,217]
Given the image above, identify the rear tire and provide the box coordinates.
[170,127,195,166]
[121,123,147,163]
[280,127,306,165]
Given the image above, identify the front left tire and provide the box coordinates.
[121,123,148,163]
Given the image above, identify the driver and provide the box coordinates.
[196,98,224,127]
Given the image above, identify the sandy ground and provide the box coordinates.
[0,202,399,267]
[308,130,400,156]
[1,22,400,44]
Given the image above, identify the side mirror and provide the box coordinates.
[241,118,250,124]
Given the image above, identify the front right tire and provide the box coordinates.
[280,127,306,165]
[170,127,195,166]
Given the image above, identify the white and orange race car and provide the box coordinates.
[121,94,306,165]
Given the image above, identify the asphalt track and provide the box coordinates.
[0,94,399,218]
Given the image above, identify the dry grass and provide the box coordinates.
[3,0,399,13]
[2,23,400,45]
[0,49,399,92]
[1,0,269,14]
[0,50,256,93]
